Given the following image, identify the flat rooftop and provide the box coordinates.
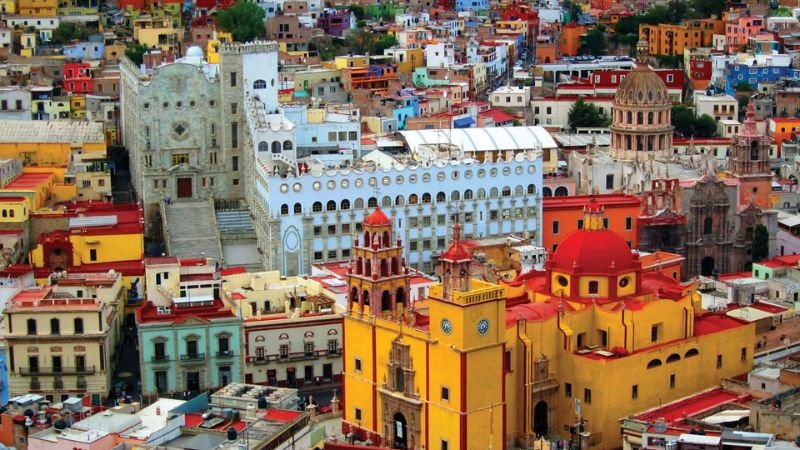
[0,120,105,144]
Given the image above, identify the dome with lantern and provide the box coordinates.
[613,40,671,108]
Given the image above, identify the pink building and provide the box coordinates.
[726,14,765,52]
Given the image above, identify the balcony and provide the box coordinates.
[30,380,41,390]
[77,379,87,389]
[20,366,96,375]
[151,355,170,363]
[180,353,206,362]
[216,350,235,358]
[54,379,64,390]
[247,349,339,364]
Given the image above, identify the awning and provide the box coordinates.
[453,116,475,128]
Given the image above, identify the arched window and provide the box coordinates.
[258,141,268,152]
[527,184,536,194]
[684,348,699,358]
[74,318,83,334]
[293,203,302,214]
[647,359,662,369]
[436,192,446,202]
[253,79,267,89]
[382,196,392,207]
[464,189,473,200]
[750,141,759,161]
[354,198,364,209]
[395,195,405,206]
[283,140,293,150]
[477,189,486,199]
[326,200,336,211]
[502,186,512,196]
[554,186,569,196]
[312,202,322,212]
[588,281,599,294]
[422,193,431,204]
[9,209,14,218]
[451,190,460,201]
[543,187,552,197]
[637,111,643,124]
[271,141,281,153]
[280,204,289,215]
[1,210,6,218]
[27,318,36,335]
[515,185,524,196]
[666,353,681,363]
[368,197,378,207]
[340,199,350,210]
[409,194,418,205]
[490,188,499,198]
[703,217,713,235]
[50,318,60,335]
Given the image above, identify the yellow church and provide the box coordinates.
[341,205,755,450]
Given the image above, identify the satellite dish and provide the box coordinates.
[654,418,668,433]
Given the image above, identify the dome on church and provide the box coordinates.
[364,207,391,226]
[186,46,204,58]
[551,228,637,275]
[614,71,671,108]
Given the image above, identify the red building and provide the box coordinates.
[63,62,93,95]
[688,58,713,91]
[557,68,685,102]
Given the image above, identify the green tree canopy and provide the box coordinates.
[347,5,365,20]
[752,224,769,262]
[579,27,606,56]
[568,97,611,131]
[344,29,398,55]
[217,0,266,43]
[671,106,719,138]
[564,0,583,23]
[52,23,95,45]
[692,0,724,18]
[124,42,149,65]
[734,81,754,92]
[774,6,793,17]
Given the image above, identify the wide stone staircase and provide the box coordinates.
[216,207,263,271]
[162,199,223,261]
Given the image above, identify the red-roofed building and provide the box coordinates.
[556,69,685,103]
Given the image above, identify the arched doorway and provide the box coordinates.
[533,400,548,437]
[701,256,715,277]
[393,412,407,449]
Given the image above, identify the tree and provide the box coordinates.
[734,81,753,92]
[347,4,365,20]
[641,5,672,24]
[692,0,724,18]
[564,0,583,23]
[694,114,718,138]
[344,29,398,55]
[667,0,688,24]
[217,0,266,43]
[671,105,693,137]
[124,42,149,65]
[774,6,793,17]
[752,224,769,262]
[579,27,606,56]
[51,23,94,45]
[568,97,611,131]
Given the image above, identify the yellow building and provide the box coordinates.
[333,54,369,70]
[206,31,232,64]
[341,206,756,449]
[0,0,17,14]
[0,120,110,201]
[639,23,704,56]
[4,271,124,405]
[17,0,56,15]
[70,95,87,120]
[383,47,424,76]
[20,32,37,57]
[132,14,184,53]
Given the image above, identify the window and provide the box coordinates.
[577,219,584,229]
[232,156,239,171]
[328,250,337,259]
[89,249,97,262]
[584,388,592,404]
[704,217,713,235]
[669,374,676,389]
[565,382,572,398]
[577,332,585,348]
[172,153,189,166]
[441,440,449,450]
[354,358,363,373]
[154,342,166,359]
[606,174,614,189]
[328,340,338,354]
[230,71,237,87]
[27,318,37,335]
[552,221,559,234]
[504,349,512,373]
[716,354,722,369]
[588,281,599,295]
[279,344,289,358]
[632,384,638,400]
[354,408,362,421]
[304,342,314,356]
[74,318,83,334]
[50,318,60,335]
[231,122,238,148]
[328,131,336,142]
[741,347,747,361]
[253,79,266,89]
[625,217,632,231]
[651,324,660,343]
[328,224,336,235]
[219,336,230,354]
[441,386,449,401]
[231,103,238,114]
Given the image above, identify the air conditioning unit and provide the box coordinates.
[157,306,171,314]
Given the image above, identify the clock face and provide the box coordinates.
[440,318,453,335]
[477,319,490,336]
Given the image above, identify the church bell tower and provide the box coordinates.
[729,102,773,208]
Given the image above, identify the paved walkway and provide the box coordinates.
[755,315,800,356]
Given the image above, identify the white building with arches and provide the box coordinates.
[242,108,552,274]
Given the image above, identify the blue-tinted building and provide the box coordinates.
[725,63,800,94]
[456,0,488,11]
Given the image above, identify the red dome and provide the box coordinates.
[551,229,638,274]
[364,207,391,226]
[441,223,472,262]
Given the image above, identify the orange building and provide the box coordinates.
[543,194,641,253]
[560,22,586,57]
[769,116,800,153]
[640,23,705,56]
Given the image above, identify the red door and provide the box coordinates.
[177,178,192,198]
